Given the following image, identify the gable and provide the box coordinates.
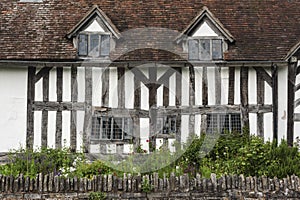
[67,5,120,39]
[177,6,234,43]
[84,20,105,32]
[192,21,218,37]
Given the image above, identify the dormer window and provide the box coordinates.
[78,33,110,57]
[188,38,223,60]
[67,6,121,59]
[177,7,235,61]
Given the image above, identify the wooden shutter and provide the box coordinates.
[212,39,223,60]
[200,39,211,60]
[89,34,100,57]
[78,34,88,56]
[188,39,199,60]
[100,35,110,56]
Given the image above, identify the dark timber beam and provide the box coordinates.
[256,68,265,138]
[228,67,235,105]
[35,67,53,83]
[253,67,273,87]
[117,67,125,108]
[83,67,93,153]
[287,61,297,146]
[175,68,182,149]
[70,66,78,151]
[189,64,195,136]
[26,66,36,149]
[102,68,109,107]
[55,67,63,149]
[41,68,50,147]
[240,67,249,132]
[272,64,278,142]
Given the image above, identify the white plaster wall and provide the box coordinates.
[169,73,176,106]
[207,66,216,105]
[181,68,189,106]
[248,68,257,104]
[221,67,229,105]
[249,113,257,136]
[125,70,134,109]
[234,67,241,104]
[0,67,27,152]
[195,114,201,136]
[92,67,103,107]
[194,67,203,106]
[277,66,288,141]
[109,67,118,108]
[264,113,273,141]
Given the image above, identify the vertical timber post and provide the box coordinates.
[27,66,36,149]
[83,67,93,153]
[41,68,50,147]
[228,67,235,105]
[256,68,265,138]
[201,67,208,133]
[70,66,78,151]
[189,64,195,137]
[117,67,125,109]
[287,60,297,146]
[240,66,249,133]
[149,66,157,151]
[133,73,141,151]
[56,67,63,149]
[272,64,278,142]
[175,68,182,149]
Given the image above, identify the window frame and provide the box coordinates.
[206,113,241,134]
[188,36,224,61]
[91,116,133,141]
[77,32,111,58]
[156,115,177,135]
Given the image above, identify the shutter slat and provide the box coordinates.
[100,35,110,56]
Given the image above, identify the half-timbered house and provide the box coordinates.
[1,0,300,154]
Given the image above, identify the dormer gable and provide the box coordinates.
[67,5,120,59]
[67,5,120,39]
[177,7,235,61]
[179,6,234,43]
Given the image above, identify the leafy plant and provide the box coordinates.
[88,192,106,200]
[141,178,153,193]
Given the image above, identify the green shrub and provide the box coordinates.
[0,146,84,178]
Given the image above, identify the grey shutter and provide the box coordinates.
[200,39,211,60]
[89,34,100,57]
[100,35,110,56]
[212,39,223,60]
[78,34,88,56]
[188,39,199,60]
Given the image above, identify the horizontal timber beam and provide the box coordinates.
[0,60,288,68]
[33,101,85,111]
[93,104,272,118]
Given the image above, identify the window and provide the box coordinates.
[156,116,177,135]
[91,117,133,140]
[78,33,110,57]
[206,113,241,134]
[188,38,223,60]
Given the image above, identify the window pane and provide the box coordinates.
[231,114,241,133]
[100,35,110,56]
[156,118,164,134]
[124,118,133,139]
[188,40,199,60]
[200,39,211,60]
[212,39,223,60]
[91,117,101,140]
[78,34,88,56]
[89,34,100,57]
[112,118,123,140]
[101,117,112,139]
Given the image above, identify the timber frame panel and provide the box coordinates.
[26,62,280,151]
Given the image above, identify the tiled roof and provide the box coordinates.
[1,0,300,61]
